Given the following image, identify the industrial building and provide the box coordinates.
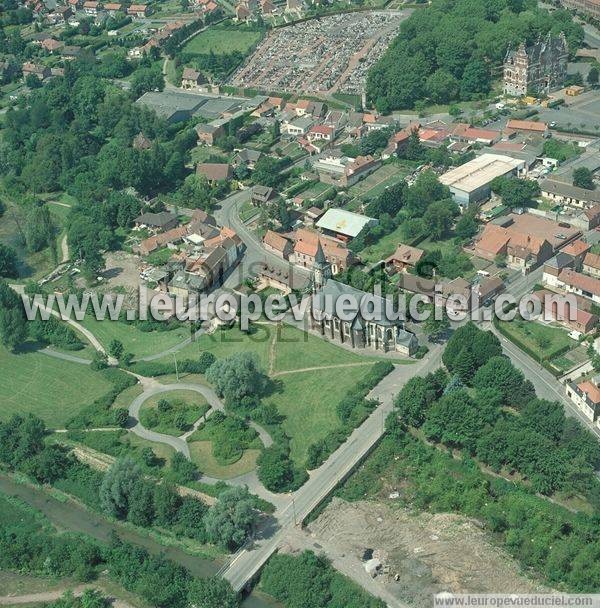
[439,153,526,208]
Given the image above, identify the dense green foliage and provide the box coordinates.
[0,493,240,608]
[261,551,385,608]
[367,0,583,111]
[397,324,600,499]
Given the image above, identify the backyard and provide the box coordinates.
[496,320,576,362]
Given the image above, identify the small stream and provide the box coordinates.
[0,476,282,608]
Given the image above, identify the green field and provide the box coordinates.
[0,346,113,428]
[359,223,406,264]
[182,26,262,55]
[189,442,260,479]
[347,163,411,201]
[497,320,575,361]
[79,317,189,359]
[265,365,375,465]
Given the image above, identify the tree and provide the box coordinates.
[100,457,144,519]
[205,352,268,405]
[588,65,599,86]
[108,339,124,360]
[130,67,164,99]
[25,202,55,253]
[422,199,459,240]
[573,167,594,190]
[460,59,491,100]
[490,176,540,209]
[153,481,181,527]
[187,578,239,608]
[0,280,27,350]
[473,355,534,408]
[426,69,459,104]
[423,309,449,342]
[0,243,19,278]
[257,445,298,492]
[454,212,478,240]
[203,487,258,551]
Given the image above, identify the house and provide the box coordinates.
[257,262,309,292]
[307,124,335,143]
[236,4,251,20]
[196,163,232,183]
[22,62,51,80]
[284,116,314,136]
[290,228,354,274]
[474,276,505,306]
[561,239,591,265]
[41,38,64,53]
[474,223,554,270]
[127,3,150,17]
[181,67,205,90]
[561,0,600,20]
[540,179,600,209]
[83,1,99,14]
[316,208,378,241]
[450,123,501,146]
[134,211,178,233]
[190,209,216,226]
[196,123,224,146]
[503,34,568,96]
[261,0,275,13]
[397,273,436,302]
[61,46,83,60]
[233,148,262,170]
[555,268,600,304]
[135,226,188,256]
[583,252,600,279]
[505,119,549,137]
[251,185,274,205]
[566,375,600,425]
[579,205,600,230]
[542,252,576,287]
[308,252,418,356]
[55,5,72,20]
[263,230,293,260]
[385,244,424,272]
[313,153,380,188]
[103,2,122,15]
[533,288,598,334]
[303,206,324,226]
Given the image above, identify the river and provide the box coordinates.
[0,476,281,608]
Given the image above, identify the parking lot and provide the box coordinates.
[229,10,408,95]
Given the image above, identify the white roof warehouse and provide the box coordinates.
[439,153,526,207]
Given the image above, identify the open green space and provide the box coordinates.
[273,323,371,372]
[188,442,260,479]
[347,162,411,200]
[0,346,113,428]
[139,389,209,436]
[182,26,262,55]
[497,320,575,361]
[359,223,406,264]
[79,316,189,359]
[265,365,375,465]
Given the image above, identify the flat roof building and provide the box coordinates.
[316,208,378,240]
[439,153,525,207]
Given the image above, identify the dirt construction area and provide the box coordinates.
[303,498,550,607]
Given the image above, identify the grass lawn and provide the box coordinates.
[498,320,575,361]
[182,26,262,55]
[188,442,260,479]
[273,324,370,372]
[0,346,113,428]
[79,317,189,359]
[239,200,260,223]
[265,365,375,465]
[347,163,410,200]
[419,235,459,257]
[359,223,405,264]
[139,389,209,436]
[111,383,144,410]
[156,325,273,370]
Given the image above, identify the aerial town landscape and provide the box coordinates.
[1,0,600,606]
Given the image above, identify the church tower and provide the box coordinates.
[312,238,332,292]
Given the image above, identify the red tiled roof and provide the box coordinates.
[506,119,547,132]
[584,252,600,270]
[561,239,591,257]
[559,268,600,297]
[263,230,291,253]
[578,381,600,405]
